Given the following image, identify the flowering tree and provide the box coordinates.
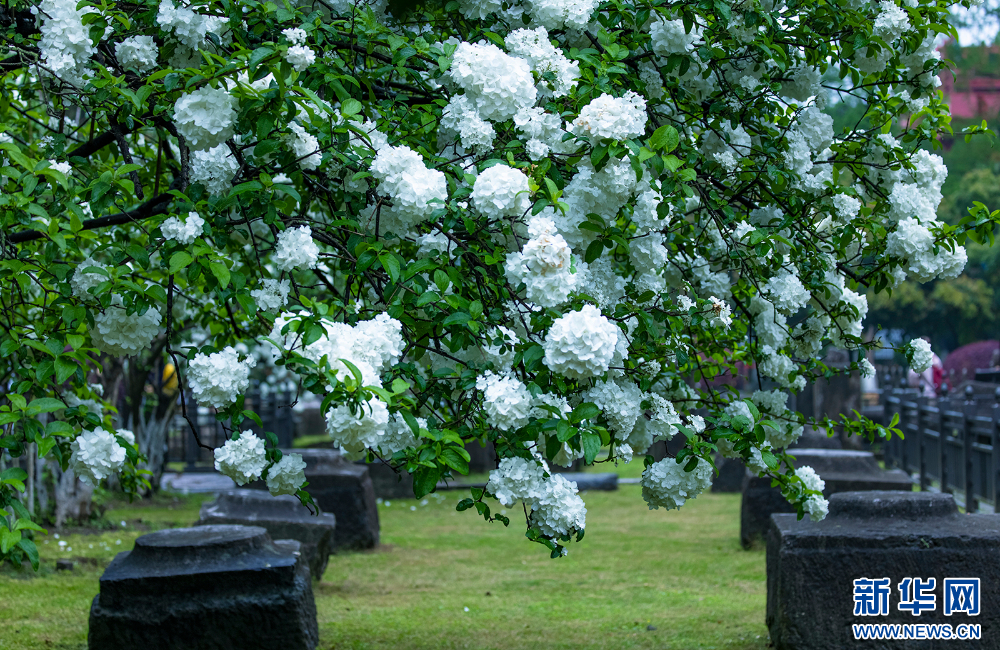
[0,0,996,566]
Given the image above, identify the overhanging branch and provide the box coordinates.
[8,193,173,244]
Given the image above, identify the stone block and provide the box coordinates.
[767,491,1000,650]
[88,525,318,650]
[250,449,379,550]
[711,456,745,493]
[196,489,337,579]
[361,461,415,499]
[556,472,618,491]
[741,449,912,549]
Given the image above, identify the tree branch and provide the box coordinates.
[8,193,172,244]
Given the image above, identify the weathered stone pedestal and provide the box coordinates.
[196,490,336,579]
[741,449,912,548]
[251,449,379,550]
[556,472,618,491]
[711,456,745,493]
[767,491,1000,650]
[88,525,318,650]
[361,460,415,499]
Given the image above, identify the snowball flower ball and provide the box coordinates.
[161,212,204,244]
[71,256,108,301]
[471,164,531,219]
[115,35,158,73]
[572,91,647,141]
[214,431,268,485]
[543,305,619,379]
[173,86,238,151]
[640,455,713,510]
[70,427,127,486]
[447,41,536,121]
[908,338,934,373]
[187,346,256,408]
[325,397,390,460]
[90,294,161,357]
[273,225,320,271]
[266,453,307,495]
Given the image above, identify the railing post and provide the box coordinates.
[992,386,1000,510]
[964,385,977,512]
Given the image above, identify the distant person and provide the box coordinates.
[908,336,941,398]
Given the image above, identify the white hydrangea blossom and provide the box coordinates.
[782,65,821,101]
[860,358,876,378]
[188,347,256,408]
[543,305,620,379]
[274,225,320,271]
[71,257,109,301]
[448,41,537,121]
[285,122,322,169]
[505,27,580,98]
[70,428,127,486]
[370,145,448,229]
[326,396,391,460]
[886,218,967,282]
[586,378,644,438]
[572,92,647,141]
[190,144,239,195]
[250,278,291,311]
[285,45,316,71]
[214,431,268,486]
[908,338,934,373]
[173,86,238,151]
[487,457,587,538]
[641,456,714,510]
[266,453,307,496]
[115,36,158,73]
[505,217,582,307]
[794,465,829,522]
[90,294,162,357]
[751,389,803,449]
[161,211,205,244]
[649,18,700,56]
[378,413,423,456]
[476,371,534,431]
[38,0,97,85]
[764,269,811,315]
[873,0,910,38]
[527,0,599,31]
[487,456,550,506]
[440,95,496,151]
[472,164,531,219]
[156,0,228,50]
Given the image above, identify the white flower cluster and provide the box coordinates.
[764,269,811,315]
[283,27,316,71]
[750,389,803,449]
[266,453,307,495]
[370,145,448,230]
[156,0,228,50]
[794,466,829,521]
[190,144,238,195]
[907,338,934,373]
[873,0,910,38]
[885,218,967,283]
[115,36,158,74]
[214,431,267,485]
[440,95,496,151]
[587,378,644,439]
[641,456,713,510]
[38,0,96,86]
[70,428,127,486]
[471,164,530,220]
[90,294,161,356]
[187,346,256,408]
[71,257,108,301]
[284,122,322,170]
[505,217,582,307]
[487,457,587,538]
[649,18,700,56]
[543,305,620,379]
[476,371,533,431]
[250,278,291,311]
[274,225,320,271]
[161,211,204,244]
[572,92,647,141]
[528,0,599,31]
[173,86,238,151]
[325,396,390,460]
[505,28,579,98]
[448,41,536,121]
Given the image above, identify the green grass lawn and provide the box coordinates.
[0,484,768,650]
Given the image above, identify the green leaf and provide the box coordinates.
[168,251,193,274]
[412,466,441,498]
[54,357,76,384]
[581,431,601,464]
[341,98,363,117]
[440,447,470,475]
[591,143,609,169]
[570,403,600,424]
[26,397,66,413]
[7,394,27,410]
[662,155,683,172]
[585,240,604,264]
[650,125,680,153]
[379,253,400,284]
[0,527,20,554]
[17,538,38,571]
[209,261,231,289]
